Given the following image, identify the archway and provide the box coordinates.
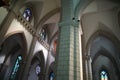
[0,33,27,80]
[87,33,120,80]
[27,51,45,80]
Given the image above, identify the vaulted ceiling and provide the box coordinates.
[19,0,61,27]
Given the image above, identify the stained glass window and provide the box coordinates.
[27,63,41,80]
[36,65,41,75]
[49,72,54,80]
[40,29,47,41]
[53,40,57,54]
[23,8,32,21]
[100,70,108,80]
[10,55,22,80]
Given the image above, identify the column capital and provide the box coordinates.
[86,55,91,60]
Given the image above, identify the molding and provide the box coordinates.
[17,12,36,36]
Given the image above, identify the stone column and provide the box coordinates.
[86,55,93,80]
[55,21,74,80]
[22,36,38,80]
[88,58,93,80]
[55,0,80,80]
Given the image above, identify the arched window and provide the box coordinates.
[40,28,47,41]
[100,70,108,80]
[35,65,41,75]
[49,72,54,80]
[23,8,32,21]
[28,64,41,80]
[10,55,22,80]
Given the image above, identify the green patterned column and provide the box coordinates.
[74,23,80,80]
[56,22,74,80]
[55,0,80,80]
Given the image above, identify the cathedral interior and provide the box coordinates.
[0,0,120,80]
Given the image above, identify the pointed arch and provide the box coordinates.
[0,32,27,80]
[86,30,120,56]
[37,8,61,30]
[32,50,45,67]
[28,51,45,80]
[3,32,27,50]
[86,30,120,80]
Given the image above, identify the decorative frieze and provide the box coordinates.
[17,13,49,50]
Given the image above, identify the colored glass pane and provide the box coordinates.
[100,70,108,80]
[36,65,41,75]
[40,29,47,41]
[10,55,22,80]
[49,72,54,80]
[23,8,32,21]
